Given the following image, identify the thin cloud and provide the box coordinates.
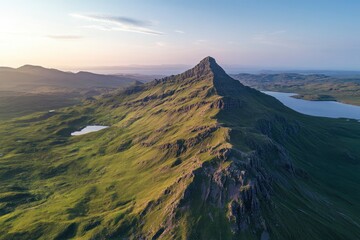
[70,13,163,35]
[47,35,83,40]
[174,30,185,34]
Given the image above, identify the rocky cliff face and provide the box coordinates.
[180,148,273,232]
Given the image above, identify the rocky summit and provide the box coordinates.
[0,57,359,240]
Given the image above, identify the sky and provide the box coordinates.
[1,0,360,72]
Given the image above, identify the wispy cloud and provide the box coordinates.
[47,35,83,40]
[70,13,163,35]
[174,30,185,34]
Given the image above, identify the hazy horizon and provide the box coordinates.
[3,62,360,76]
[1,0,360,70]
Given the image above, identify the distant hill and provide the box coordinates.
[114,73,166,83]
[0,65,141,92]
[0,65,142,120]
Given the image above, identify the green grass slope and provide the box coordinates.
[0,91,81,121]
[0,57,359,239]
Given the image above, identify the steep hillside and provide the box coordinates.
[0,57,359,239]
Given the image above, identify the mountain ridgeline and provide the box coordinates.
[0,65,141,91]
[0,57,359,239]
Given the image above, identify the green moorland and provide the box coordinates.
[232,73,360,106]
[0,65,142,121]
[0,91,81,121]
[0,57,359,239]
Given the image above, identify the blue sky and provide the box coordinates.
[1,0,360,71]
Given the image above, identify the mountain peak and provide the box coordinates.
[198,56,216,65]
[179,56,228,80]
[196,56,224,73]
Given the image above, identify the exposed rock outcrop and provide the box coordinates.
[178,146,273,235]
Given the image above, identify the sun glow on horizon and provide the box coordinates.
[1,0,360,71]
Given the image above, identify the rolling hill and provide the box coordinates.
[0,57,359,239]
[0,65,141,92]
[0,65,142,120]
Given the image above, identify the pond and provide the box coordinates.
[71,125,109,136]
[263,91,360,120]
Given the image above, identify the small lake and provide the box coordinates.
[71,125,109,136]
[263,91,360,120]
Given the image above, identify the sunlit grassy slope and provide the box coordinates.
[0,57,359,239]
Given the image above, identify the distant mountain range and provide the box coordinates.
[0,65,142,93]
[0,65,146,120]
[0,57,359,239]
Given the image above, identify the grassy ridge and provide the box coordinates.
[0,58,359,239]
[0,65,226,239]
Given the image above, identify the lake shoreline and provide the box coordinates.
[263,91,360,120]
[71,125,109,136]
[256,88,360,107]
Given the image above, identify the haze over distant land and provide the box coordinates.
[63,65,360,76]
[1,0,360,70]
[63,64,191,75]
